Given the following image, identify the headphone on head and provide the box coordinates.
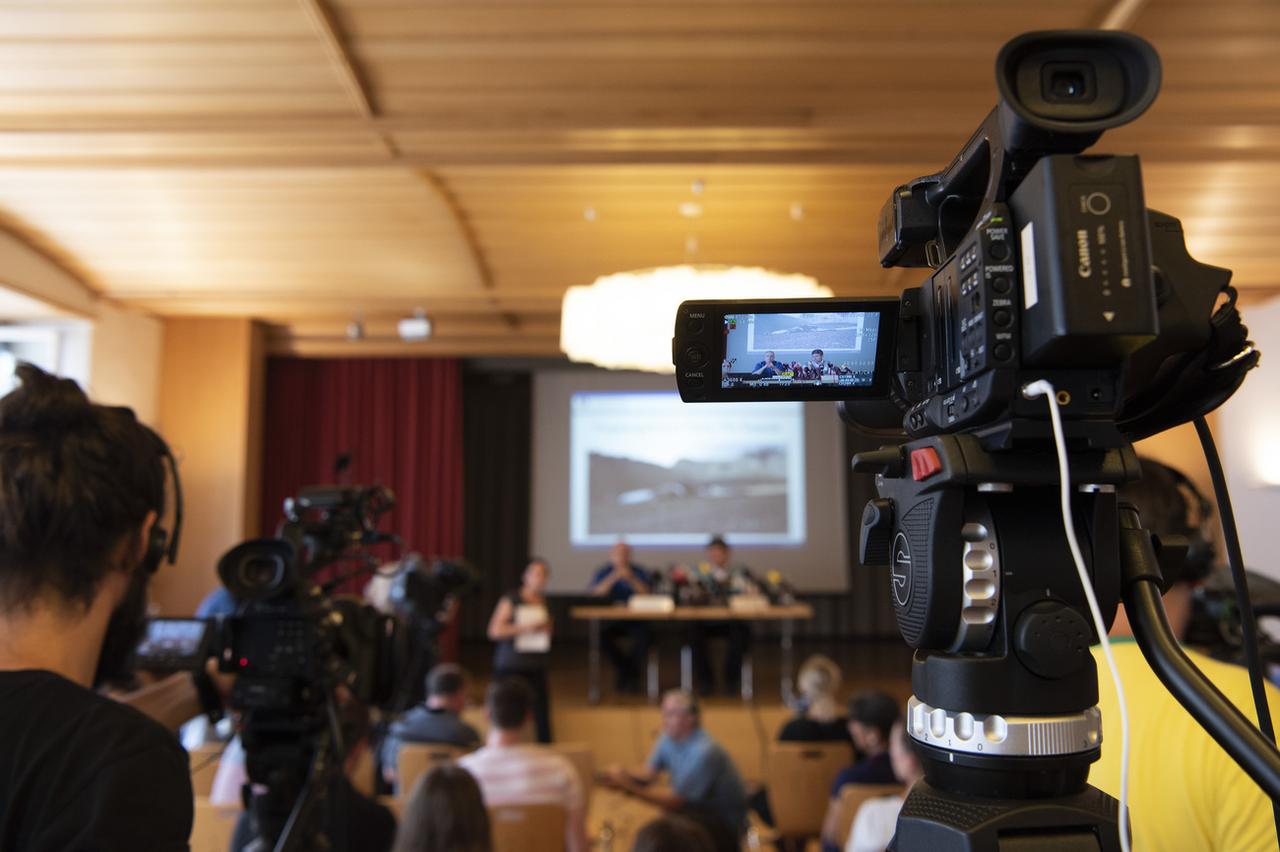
[1137,458,1217,584]
[142,433,184,575]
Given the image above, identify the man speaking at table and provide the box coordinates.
[588,540,653,695]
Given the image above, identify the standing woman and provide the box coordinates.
[487,557,554,742]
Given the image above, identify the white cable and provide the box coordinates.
[1022,379,1132,852]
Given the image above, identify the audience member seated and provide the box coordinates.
[600,689,747,852]
[231,697,396,852]
[844,721,921,852]
[631,813,715,852]
[392,764,491,852]
[778,654,852,745]
[588,540,654,694]
[459,678,588,852]
[0,366,192,851]
[382,663,481,785]
[820,690,901,852]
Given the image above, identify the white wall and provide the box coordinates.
[88,302,164,425]
[1218,296,1280,582]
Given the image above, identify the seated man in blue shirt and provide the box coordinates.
[819,690,901,852]
[601,690,747,852]
[588,540,654,694]
[752,351,787,378]
[380,663,481,787]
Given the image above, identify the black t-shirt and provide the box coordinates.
[776,715,854,746]
[0,669,193,852]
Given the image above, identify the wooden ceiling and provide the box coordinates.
[0,0,1275,356]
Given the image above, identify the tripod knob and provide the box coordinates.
[859,498,895,569]
[1013,601,1093,679]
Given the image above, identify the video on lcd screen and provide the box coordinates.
[721,311,880,389]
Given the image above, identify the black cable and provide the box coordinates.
[1126,578,1280,798]
[1194,417,1277,742]
[1193,416,1280,845]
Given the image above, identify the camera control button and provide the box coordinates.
[684,375,704,389]
[991,275,1011,294]
[684,346,708,368]
[988,240,1010,262]
[993,309,1012,328]
[687,318,705,335]
[993,342,1013,361]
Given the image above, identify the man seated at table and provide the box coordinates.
[459,678,588,852]
[691,535,757,695]
[588,540,654,694]
[751,351,787,378]
[820,690,901,852]
[600,689,747,852]
[380,663,481,786]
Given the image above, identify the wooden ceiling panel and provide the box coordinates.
[0,168,483,300]
[0,2,352,117]
[0,0,1271,358]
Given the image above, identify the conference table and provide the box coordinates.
[569,603,814,705]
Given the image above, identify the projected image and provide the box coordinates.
[570,392,805,546]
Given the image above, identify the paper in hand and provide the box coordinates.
[514,604,550,653]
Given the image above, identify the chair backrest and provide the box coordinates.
[190,798,241,852]
[551,741,596,804]
[488,803,567,852]
[188,743,224,799]
[396,742,465,798]
[766,742,855,837]
[833,782,905,849]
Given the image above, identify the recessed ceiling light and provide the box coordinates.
[679,201,703,219]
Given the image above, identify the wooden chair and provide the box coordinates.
[551,741,596,803]
[767,742,855,843]
[831,782,905,850]
[395,742,465,798]
[489,803,567,852]
[188,743,224,799]
[190,798,241,852]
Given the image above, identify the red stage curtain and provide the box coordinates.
[259,357,465,658]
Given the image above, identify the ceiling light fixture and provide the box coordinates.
[560,265,831,373]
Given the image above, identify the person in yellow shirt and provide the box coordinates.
[1090,458,1280,852]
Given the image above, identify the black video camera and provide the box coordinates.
[672,29,1266,852]
[134,483,465,851]
[674,31,1254,449]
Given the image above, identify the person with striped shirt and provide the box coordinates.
[458,678,588,852]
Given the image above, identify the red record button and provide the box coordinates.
[911,447,943,481]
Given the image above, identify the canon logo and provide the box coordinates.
[1076,229,1092,278]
